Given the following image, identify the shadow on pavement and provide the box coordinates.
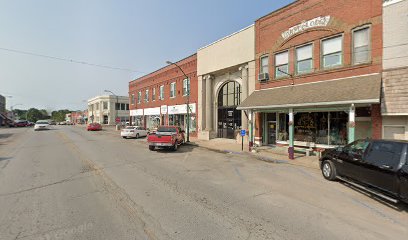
[150,144,198,154]
[0,133,13,139]
[0,157,12,162]
[341,182,408,213]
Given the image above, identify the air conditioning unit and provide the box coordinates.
[258,72,269,82]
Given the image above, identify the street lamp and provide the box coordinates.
[104,89,119,125]
[166,60,190,142]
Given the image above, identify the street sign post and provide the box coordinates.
[240,129,246,151]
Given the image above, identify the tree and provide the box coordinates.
[51,109,71,122]
[26,108,49,122]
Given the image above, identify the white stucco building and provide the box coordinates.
[87,95,130,125]
[381,0,408,140]
[197,25,256,141]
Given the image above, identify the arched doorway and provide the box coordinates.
[217,81,242,139]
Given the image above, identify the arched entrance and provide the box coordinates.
[217,81,242,139]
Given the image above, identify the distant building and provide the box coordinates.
[87,95,130,125]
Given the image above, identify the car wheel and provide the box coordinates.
[122,136,126,139]
[322,160,337,181]
[149,146,155,151]
[136,133,139,139]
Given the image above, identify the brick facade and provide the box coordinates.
[128,54,198,135]
[251,0,383,143]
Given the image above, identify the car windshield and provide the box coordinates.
[157,127,177,133]
[125,126,135,129]
[36,121,48,124]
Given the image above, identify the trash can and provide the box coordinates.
[116,124,121,131]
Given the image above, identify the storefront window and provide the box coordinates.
[278,113,288,141]
[329,112,348,145]
[146,115,160,130]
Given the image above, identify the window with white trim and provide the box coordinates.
[131,94,135,105]
[152,88,156,101]
[260,56,269,74]
[145,89,149,102]
[170,82,176,98]
[159,85,164,100]
[183,78,190,96]
[296,44,313,74]
[137,91,141,104]
[353,27,370,64]
[322,36,343,68]
[275,51,289,78]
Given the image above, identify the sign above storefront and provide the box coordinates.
[161,105,168,114]
[168,103,196,115]
[281,16,331,40]
[144,107,160,116]
[130,109,143,116]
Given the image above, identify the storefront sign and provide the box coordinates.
[130,109,143,116]
[168,104,196,115]
[161,105,168,114]
[281,16,331,40]
[144,107,160,115]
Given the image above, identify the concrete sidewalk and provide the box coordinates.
[187,137,320,170]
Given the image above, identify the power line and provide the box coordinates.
[0,47,144,73]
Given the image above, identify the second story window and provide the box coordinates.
[131,94,135,105]
[353,27,370,64]
[260,56,269,74]
[137,91,141,104]
[103,101,108,110]
[322,35,343,68]
[152,88,156,101]
[145,89,149,102]
[183,78,190,96]
[296,44,313,74]
[275,51,289,78]
[159,85,164,100]
[170,82,176,98]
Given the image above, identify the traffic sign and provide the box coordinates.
[240,129,246,136]
[115,117,120,123]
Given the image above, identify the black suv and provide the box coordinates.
[320,139,408,204]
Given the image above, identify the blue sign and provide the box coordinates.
[240,129,246,136]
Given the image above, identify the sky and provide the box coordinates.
[0,0,294,112]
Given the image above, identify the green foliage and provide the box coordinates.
[51,109,71,122]
[26,108,49,122]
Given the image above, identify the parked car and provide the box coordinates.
[87,123,102,131]
[27,121,35,127]
[121,126,148,139]
[15,120,28,127]
[34,120,50,131]
[320,139,408,204]
[147,126,185,151]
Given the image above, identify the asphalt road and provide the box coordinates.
[0,126,407,240]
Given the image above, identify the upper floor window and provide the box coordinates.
[152,88,156,101]
[183,78,190,96]
[170,82,176,98]
[95,103,99,110]
[145,89,149,102]
[260,56,269,74]
[353,27,370,64]
[131,94,135,105]
[137,91,141,104]
[322,35,343,68]
[103,101,108,110]
[159,85,164,100]
[296,44,313,74]
[115,103,120,110]
[275,51,289,78]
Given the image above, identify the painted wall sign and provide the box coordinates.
[281,16,331,40]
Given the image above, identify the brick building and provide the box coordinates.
[238,0,383,157]
[128,54,198,136]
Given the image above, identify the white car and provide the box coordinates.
[121,126,148,139]
[34,120,50,131]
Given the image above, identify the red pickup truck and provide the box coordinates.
[147,126,185,151]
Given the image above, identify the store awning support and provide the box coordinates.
[288,108,295,160]
[348,104,356,144]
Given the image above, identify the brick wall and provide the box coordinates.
[371,104,382,139]
[255,0,383,89]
